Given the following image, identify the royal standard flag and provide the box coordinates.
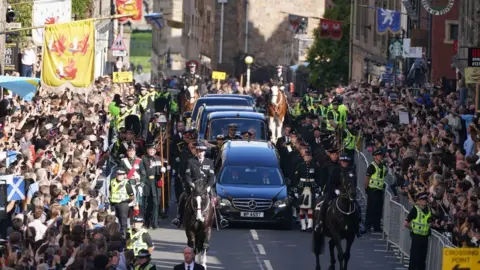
[41,19,94,89]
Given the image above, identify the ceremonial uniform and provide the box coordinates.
[405,193,432,270]
[294,158,321,231]
[271,66,287,90]
[120,145,142,221]
[365,150,387,232]
[139,145,165,228]
[109,169,135,234]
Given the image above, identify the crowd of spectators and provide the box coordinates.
[343,84,480,248]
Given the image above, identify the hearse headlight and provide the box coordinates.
[220,198,232,206]
[273,199,287,208]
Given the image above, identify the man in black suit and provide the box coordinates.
[173,247,205,270]
[275,125,292,149]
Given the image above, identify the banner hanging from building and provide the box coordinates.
[117,0,143,23]
[318,19,343,40]
[41,19,95,90]
[32,0,72,46]
[465,67,480,84]
[376,8,401,35]
[288,14,308,34]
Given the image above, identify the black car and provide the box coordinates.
[203,111,268,141]
[215,140,292,229]
[188,96,252,123]
[205,94,256,106]
[194,105,255,139]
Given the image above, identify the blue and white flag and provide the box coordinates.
[377,8,401,34]
[2,175,25,201]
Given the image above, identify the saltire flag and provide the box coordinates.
[318,19,343,40]
[1,175,25,201]
[41,19,95,91]
[377,8,401,34]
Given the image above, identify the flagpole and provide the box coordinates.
[0,14,133,34]
[348,0,356,81]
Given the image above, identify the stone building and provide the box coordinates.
[453,0,480,77]
[151,0,216,80]
[213,0,329,79]
[92,0,112,77]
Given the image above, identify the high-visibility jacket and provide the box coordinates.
[337,104,348,127]
[318,105,327,118]
[135,263,155,270]
[110,178,130,203]
[126,105,140,117]
[138,92,155,111]
[303,95,314,112]
[369,162,386,190]
[344,129,356,150]
[127,228,149,255]
[411,206,431,236]
[109,102,120,117]
[325,108,338,131]
[114,112,129,129]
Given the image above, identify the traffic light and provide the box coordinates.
[6,6,15,23]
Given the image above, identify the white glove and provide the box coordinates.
[295,193,299,198]
[167,165,171,170]
[172,169,176,174]
[315,193,320,198]
[207,186,211,193]
[335,189,340,195]
[161,167,166,173]
[175,157,180,162]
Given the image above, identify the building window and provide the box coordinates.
[444,20,458,44]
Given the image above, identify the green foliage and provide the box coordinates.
[9,1,33,45]
[306,0,351,88]
[72,0,92,20]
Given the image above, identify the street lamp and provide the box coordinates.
[245,55,254,87]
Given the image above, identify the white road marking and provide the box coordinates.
[248,239,265,270]
[250,229,259,240]
[257,244,266,255]
[264,260,274,270]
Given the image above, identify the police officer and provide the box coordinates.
[293,150,320,232]
[140,144,165,229]
[115,103,129,132]
[126,95,140,116]
[127,217,154,256]
[404,192,432,270]
[325,100,339,132]
[134,249,156,270]
[109,168,135,234]
[317,148,342,233]
[172,142,215,227]
[364,149,387,232]
[339,153,363,237]
[120,143,143,222]
[224,123,242,140]
[181,61,202,89]
[271,65,287,90]
[342,119,357,163]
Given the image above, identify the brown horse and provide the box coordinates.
[180,83,199,126]
[267,85,287,143]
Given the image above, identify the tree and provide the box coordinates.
[9,1,33,45]
[72,0,92,20]
[306,0,351,88]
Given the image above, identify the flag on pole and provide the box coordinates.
[377,8,401,34]
[318,19,343,40]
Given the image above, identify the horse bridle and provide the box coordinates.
[190,192,211,217]
[335,175,356,216]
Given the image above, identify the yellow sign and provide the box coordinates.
[113,72,133,83]
[41,19,95,89]
[212,71,227,80]
[465,67,480,84]
[442,248,479,270]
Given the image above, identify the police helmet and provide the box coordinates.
[339,154,351,162]
[133,216,144,223]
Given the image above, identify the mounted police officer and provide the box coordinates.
[172,129,194,203]
[293,150,320,232]
[271,65,288,91]
[405,192,432,270]
[316,148,342,233]
[109,168,135,234]
[127,217,154,256]
[140,143,166,229]
[224,123,242,140]
[181,61,202,89]
[339,153,363,237]
[364,149,387,232]
[171,142,215,228]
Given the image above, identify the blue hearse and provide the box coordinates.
[203,111,268,141]
[195,105,255,140]
[215,140,292,229]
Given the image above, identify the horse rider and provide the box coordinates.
[127,217,154,256]
[172,142,215,228]
[140,143,166,229]
[224,123,242,140]
[109,168,135,234]
[338,153,363,237]
[271,65,288,91]
[134,249,157,270]
[404,192,432,270]
[293,150,321,232]
[181,60,202,90]
[120,143,143,223]
[364,149,387,232]
[316,148,342,233]
[172,128,194,203]
[342,119,357,164]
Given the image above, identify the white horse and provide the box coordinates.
[267,86,287,143]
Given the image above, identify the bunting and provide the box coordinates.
[318,19,343,40]
[377,8,401,35]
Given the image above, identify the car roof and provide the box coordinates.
[207,111,264,120]
[202,105,254,113]
[206,94,254,99]
[222,141,278,167]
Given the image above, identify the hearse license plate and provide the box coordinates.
[240,212,264,218]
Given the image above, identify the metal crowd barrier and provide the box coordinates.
[355,140,456,268]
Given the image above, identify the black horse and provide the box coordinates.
[312,174,360,270]
[183,181,214,269]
